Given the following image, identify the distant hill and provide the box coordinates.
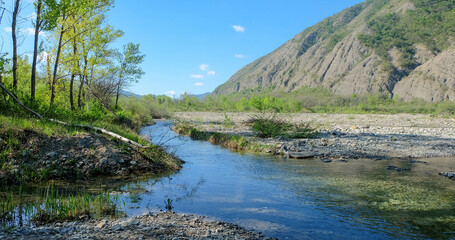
[213,0,455,102]
[190,92,210,100]
[120,90,142,98]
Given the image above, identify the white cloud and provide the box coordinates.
[199,64,209,71]
[27,12,37,20]
[190,74,204,79]
[235,54,247,59]
[193,82,204,86]
[38,51,49,62]
[21,28,36,35]
[4,27,45,36]
[207,70,216,76]
[165,90,176,95]
[232,25,245,32]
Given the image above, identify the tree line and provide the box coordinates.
[0,0,144,118]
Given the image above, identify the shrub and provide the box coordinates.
[249,114,318,138]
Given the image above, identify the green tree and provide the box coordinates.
[31,0,59,102]
[11,0,20,91]
[49,0,113,106]
[114,43,145,109]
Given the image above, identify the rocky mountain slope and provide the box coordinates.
[213,0,455,102]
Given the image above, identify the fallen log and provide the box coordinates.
[0,81,148,149]
[0,81,43,119]
[49,119,149,149]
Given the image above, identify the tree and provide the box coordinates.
[31,0,59,102]
[75,24,123,109]
[114,43,145,109]
[0,53,10,102]
[11,0,20,91]
[49,0,113,106]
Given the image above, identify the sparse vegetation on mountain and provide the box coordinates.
[212,0,455,102]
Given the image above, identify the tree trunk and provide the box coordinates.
[50,21,65,106]
[0,75,6,102]
[77,76,84,108]
[70,31,77,110]
[69,74,75,110]
[78,56,88,108]
[11,0,20,91]
[115,84,120,109]
[31,0,42,102]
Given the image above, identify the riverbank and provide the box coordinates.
[0,115,182,184]
[173,112,455,159]
[1,211,273,240]
[0,116,275,239]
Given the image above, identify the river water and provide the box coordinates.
[130,121,455,239]
[2,120,455,239]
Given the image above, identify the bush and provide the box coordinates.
[249,114,318,138]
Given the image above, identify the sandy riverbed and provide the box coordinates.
[173,112,455,159]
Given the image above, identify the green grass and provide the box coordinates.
[32,186,122,226]
[0,113,181,185]
[0,185,123,228]
[249,114,319,139]
[173,122,268,153]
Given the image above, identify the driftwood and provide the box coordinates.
[289,152,315,159]
[0,81,148,149]
[49,119,148,149]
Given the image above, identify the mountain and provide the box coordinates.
[213,0,455,102]
[120,90,142,98]
[190,92,210,100]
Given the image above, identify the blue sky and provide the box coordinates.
[1,0,365,96]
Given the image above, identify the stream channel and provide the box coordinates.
[3,120,455,239]
[135,121,455,239]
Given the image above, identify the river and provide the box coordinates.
[2,120,455,239]
[131,121,455,239]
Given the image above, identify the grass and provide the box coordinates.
[31,186,122,226]
[249,114,319,139]
[0,113,182,185]
[173,122,268,153]
[0,185,123,228]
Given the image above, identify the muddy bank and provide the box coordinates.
[173,112,455,159]
[0,128,182,184]
[1,211,273,240]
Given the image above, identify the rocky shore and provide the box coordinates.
[173,112,455,160]
[0,129,181,184]
[1,211,273,240]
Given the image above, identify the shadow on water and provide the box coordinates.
[1,120,455,239]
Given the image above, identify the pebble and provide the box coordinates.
[0,211,276,240]
[174,113,455,160]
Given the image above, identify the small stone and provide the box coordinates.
[321,159,332,163]
[130,161,137,165]
[47,152,58,157]
[96,220,107,228]
[111,224,123,231]
[120,219,139,227]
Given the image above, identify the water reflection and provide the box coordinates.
[137,121,455,239]
[2,120,455,239]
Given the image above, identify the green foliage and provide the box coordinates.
[173,122,267,153]
[0,186,122,228]
[250,114,318,139]
[164,198,173,211]
[359,0,455,71]
[32,187,120,225]
[155,84,455,117]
